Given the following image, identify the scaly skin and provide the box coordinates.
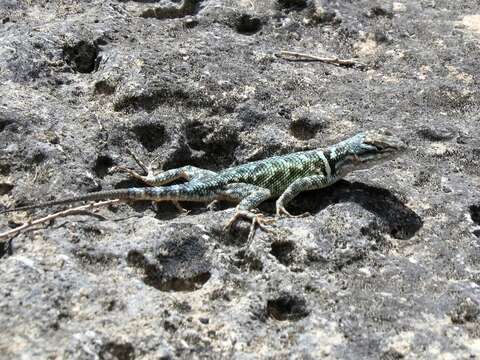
[1,130,407,239]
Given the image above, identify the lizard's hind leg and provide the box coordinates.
[112,165,216,186]
[110,150,216,213]
[221,184,275,244]
[110,149,216,186]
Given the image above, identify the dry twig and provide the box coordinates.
[0,199,121,241]
[276,51,366,68]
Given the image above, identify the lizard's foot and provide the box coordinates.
[172,200,190,214]
[276,206,311,218]
[224,209,275,243]
[206,200,218,211]
[126,147,154,175]
[109,165,146,179]
[108,148,162,183]
[109,165,160,187]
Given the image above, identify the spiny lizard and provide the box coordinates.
[1,130,406,240]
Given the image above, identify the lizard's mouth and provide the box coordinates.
[365,139,407,155]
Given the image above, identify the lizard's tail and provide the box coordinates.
[0,184,216,214]
[0,189,136,214]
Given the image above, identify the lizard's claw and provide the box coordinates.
[276,205,293,217]
[224,209,275,244]
[276,205,311,218]
[109,165,145,178]
[126,147,150,174]
[206,200,218,211]
[109,148,163,182]
[224,209,275,230]
[172,200,190,214]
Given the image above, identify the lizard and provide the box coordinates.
[1,129,406,241]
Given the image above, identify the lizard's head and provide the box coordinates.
[355,129,407,162]
[333,129,407,175]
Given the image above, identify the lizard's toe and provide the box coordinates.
[108,165,145,178]
[224,209,274,232]
[256,213,276,226]
[276,206,293,218]
[206,200,218,211]
[172,201,190,214]
[276,206,311,218]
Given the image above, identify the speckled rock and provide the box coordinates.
[1,0,480,358]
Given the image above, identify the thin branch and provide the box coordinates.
[126,148,149,174]
[0,199,122,241]
[276,51,366,68]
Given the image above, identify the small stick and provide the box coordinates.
[276,51,366,68]
[126,148,149,174]
[0,199,122,241]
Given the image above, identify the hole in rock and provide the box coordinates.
[63,40,99,73]
[235,14,262,35]
[132,122,167,152]
[267,294,309,321]
[270,240,295,266]
[94,155,114,178]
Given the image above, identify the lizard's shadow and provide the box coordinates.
[281,180,423,240]
[141,179,422,240]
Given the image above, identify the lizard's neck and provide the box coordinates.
[322,136,364,178]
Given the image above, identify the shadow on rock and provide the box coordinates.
[292,180,423,240]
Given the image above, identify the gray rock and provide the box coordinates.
[1,0,480,358]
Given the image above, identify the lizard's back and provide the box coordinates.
[213,150,328,196]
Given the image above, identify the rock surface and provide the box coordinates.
[1,0,480,358]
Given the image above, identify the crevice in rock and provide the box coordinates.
[94,79,117,95]
[126,239,211,292]
[470,205,480,225]
[0,118,13,132]
[131,121,167,152]
[366,5,393,18]
[144,271,211,292]
[28,149,48,164]
[126,250,149,268]
[184,119,239,169]
[113,86,191,113]
[235,14,262,35]
[276,0,309,11]
[63,40,99,73]
[94,155,114,178]
[289,115,325,140]
[99,341,135,360]
[0,164,11,176]
[270,240,295,266]
[266,294,309,321]
[141,0,203,20]
[232,248,264,271]
[0,183,14,195]
[0,239,13,259]
[74,251,119,272]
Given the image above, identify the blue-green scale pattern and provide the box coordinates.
[213,150,327,196]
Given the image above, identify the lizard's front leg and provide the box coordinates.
[276,175,331,217]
